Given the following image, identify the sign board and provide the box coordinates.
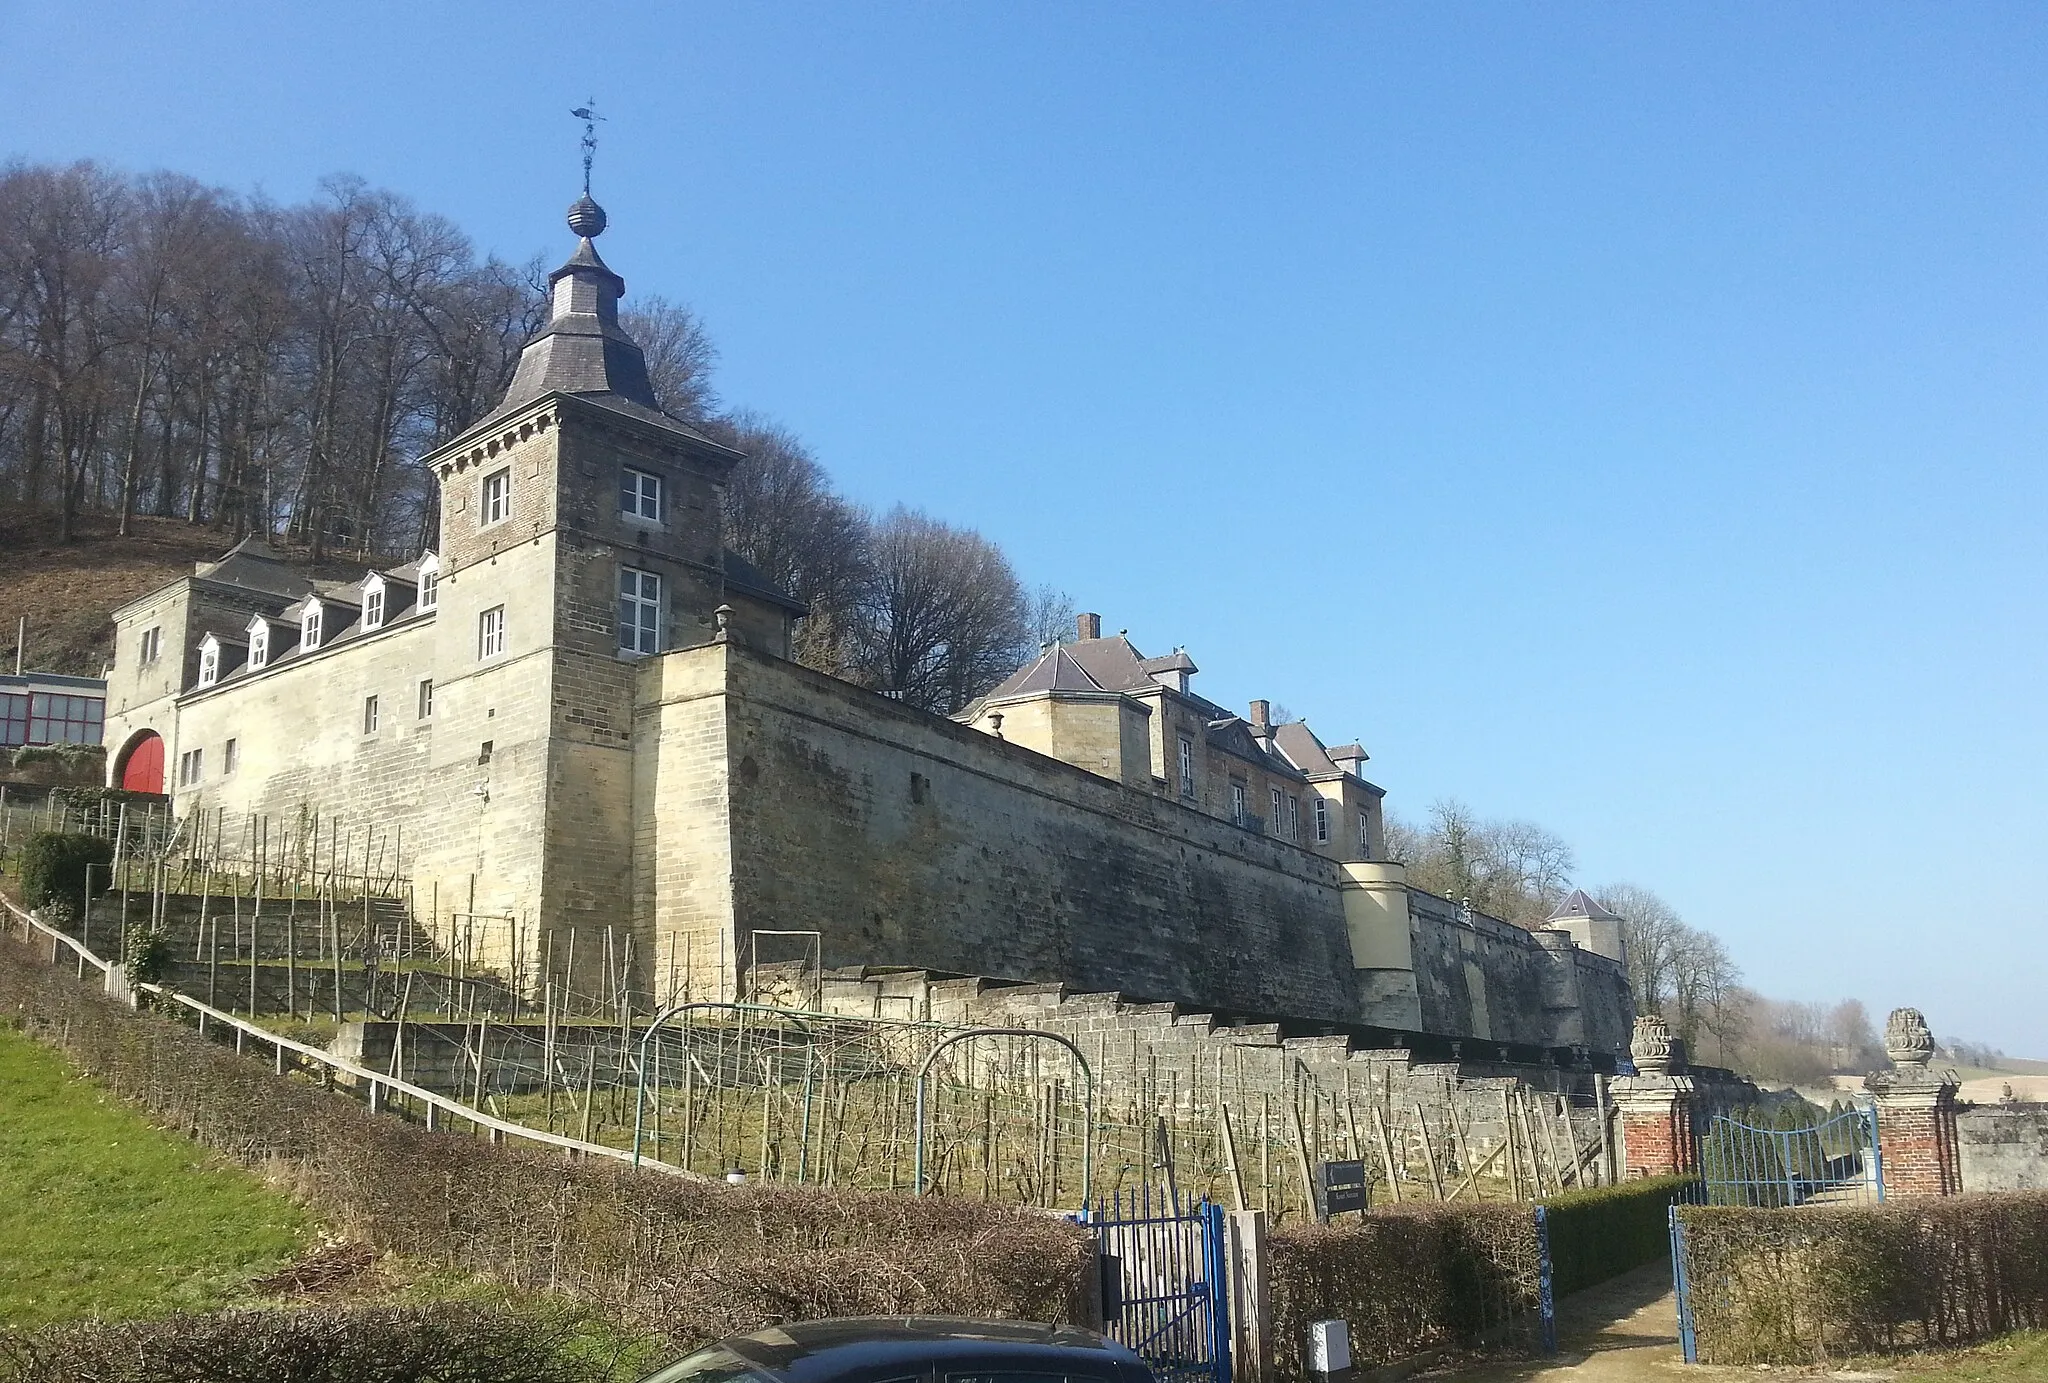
[1320,1159,1369,1215]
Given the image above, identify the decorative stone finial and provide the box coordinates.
[1885,1007,1935,1068]
[989,710,1005,741]
[567,194,607,238]
[713,604,734,642]
[1631,1013,1675,1076]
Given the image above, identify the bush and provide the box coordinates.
[1677,1195,2048,1364]
[0,1303,611,1383]
[15,832,112,911]
[0,928,1093,1347]
[1540,1174,1697,1296]
[1268,1203,1541,1371]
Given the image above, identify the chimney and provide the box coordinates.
[1249,699,1272,732]
[1076,612,1102,641]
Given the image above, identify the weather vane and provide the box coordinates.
[570,99,606,196]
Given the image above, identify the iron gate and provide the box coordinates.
[1080,1191,1230,1383]
[1701,1103,1883,1206]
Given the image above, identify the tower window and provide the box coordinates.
[223,738,239,775]
[363,694,380,735]
[1269,787,1282,834]
[417,678,434,719]
[1314,797,1329,843]
[621,467,663,522]
[1359,809,1371,854]
[619,567,662,655]
[139,627,161,664]
[478,606,506,660]
[1178,736,1196,798]
[481,468,512,527]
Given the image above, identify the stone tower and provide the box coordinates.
[415,192,748,959]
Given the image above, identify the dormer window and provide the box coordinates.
[197,636,221,688]
[417,553,440,612]
[247,618,270,671]
[301,602,324,652]
[362,575,386,632]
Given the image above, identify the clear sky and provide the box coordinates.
[7,3,2044,1054]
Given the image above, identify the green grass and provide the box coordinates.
[1889,1332,2048,1381]
[0,1024,311,1327]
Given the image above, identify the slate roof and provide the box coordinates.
[1272,721,1341,777]
[449,201,731,454]
[1549,888,1623,922]
[192,538,319,599]
[983,634,1163,702]
[724,550,809,616]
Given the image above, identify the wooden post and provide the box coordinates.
[1413,1102,1446,1200]
[1372,1104,1403,1203]
[1219,1099,1249,1211]
[1227,1209,1273,1383]
[1289,1098,1320,1221]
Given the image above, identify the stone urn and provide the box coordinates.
[1885,1007,1935,1068]
[1630,1013,1676,1076]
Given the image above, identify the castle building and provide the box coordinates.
[100,193,1632,1062]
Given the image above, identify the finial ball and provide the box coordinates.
[567,195,608,238]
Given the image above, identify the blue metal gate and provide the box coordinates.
[1079,1191,1230,1383]
[1701,1103,1883,1206]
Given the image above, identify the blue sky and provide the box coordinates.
[8,3,2045,1053]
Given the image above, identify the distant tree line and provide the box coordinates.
[0,159,1068,712]
[1384,798,1957,1086]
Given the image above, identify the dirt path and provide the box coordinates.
[1416,1261,1693,1382]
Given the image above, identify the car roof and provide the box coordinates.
[721,1318,1144,1383]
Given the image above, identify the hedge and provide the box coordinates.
[1677,1195,2048,1364]
[0,1303,613,1383]
[14,832,113,910]
[1541,1174,1697,1296]
[1268,1203,1541,1371]
[0,927,1091,1347]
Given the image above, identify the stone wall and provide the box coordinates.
[1958,1103,2048,1192]
[638,640,1633,1056]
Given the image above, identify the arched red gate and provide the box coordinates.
[118,731,164,794]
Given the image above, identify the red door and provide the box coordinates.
[120,732,164,794]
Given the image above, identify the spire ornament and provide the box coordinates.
[567,100,608,238]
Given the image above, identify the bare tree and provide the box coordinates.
[1386,799,1574,926]
[621,294,718,423]
[1023,583,1077,649]
[856,505,1029,714]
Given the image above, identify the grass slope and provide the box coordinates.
[0,1024,309,1327]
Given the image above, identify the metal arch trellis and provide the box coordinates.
[914,1026,1095,1205]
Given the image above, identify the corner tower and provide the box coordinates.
[414,193,748,959]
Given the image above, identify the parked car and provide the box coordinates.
[637,1317,1155,1383]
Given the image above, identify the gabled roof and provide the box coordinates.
[193,537,319,599]
[723,549,808,616]
[1272,721,1341,777]
[1206,717,1307,780]
[1549,888,1624,922]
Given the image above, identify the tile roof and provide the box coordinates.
[1549,888,1624,922]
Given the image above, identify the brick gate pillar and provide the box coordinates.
[1611,1014,1699,1179]
[1865,1007,1962,1197]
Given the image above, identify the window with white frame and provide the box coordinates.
[1229,781,1247,826]
[223,738,239,775]
[1178,736,1196,797]
[177,747,203,787]
[618,567,661,655]
[1269,787,1283,833]
[417,678,434,719]
[301,602,323,651]
[1286,794,1299,838]
[363,694,380,735]
[620,467,662,522]
[139,627,161,664]
[478,605,506,659]
[197,638,220,688]
[417,554,439,612]
[1314,797,1329,843]
[362,576,385,631]
[1359,810,1371,854]
[247,620,269,670]
[481,468,511,526]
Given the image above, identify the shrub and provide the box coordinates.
[1540,1174,1697,1296]
[15,832,112,911]
[1677,1195,2048,1365]
[0,928,1093,1347]
[0,1303,610,1383]
[1268,1203,1541,1371]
